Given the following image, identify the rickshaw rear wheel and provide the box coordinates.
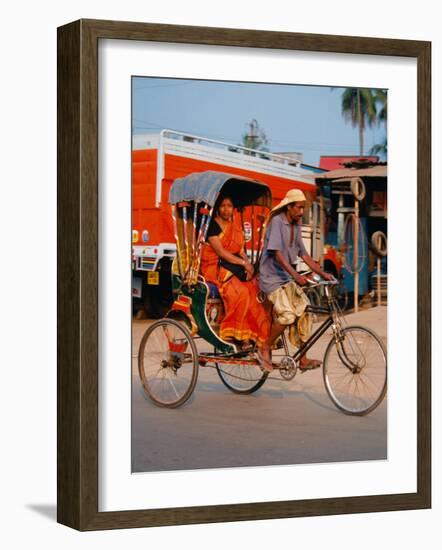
[138,318,199,408]
[215,355,268,394]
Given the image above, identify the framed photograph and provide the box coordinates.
[57,19,431,530]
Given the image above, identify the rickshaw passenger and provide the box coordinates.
[200,195,271,364]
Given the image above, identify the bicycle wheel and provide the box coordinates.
[138,319,198,408]
[215,356,268,394]
[323,325,387,415]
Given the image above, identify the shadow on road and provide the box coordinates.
[135,376,338,414]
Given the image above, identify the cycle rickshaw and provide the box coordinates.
[138,171,387,415]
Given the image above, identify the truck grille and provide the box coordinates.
[140,257,157,271]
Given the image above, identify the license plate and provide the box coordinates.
[147,271,159,285]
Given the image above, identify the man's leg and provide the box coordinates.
[284,284,321,370]
[267,319,286,350]
[258,319,286,371]
[296,314,321,370]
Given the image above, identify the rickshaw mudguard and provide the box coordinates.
[168,275,235,354]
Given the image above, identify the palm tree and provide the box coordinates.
[370,138,387,158]
[369,89,388,159]
[340,88,377,156]
[374,89,387,125]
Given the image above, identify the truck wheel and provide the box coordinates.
[151,260,174,317]
[151,290,173,318]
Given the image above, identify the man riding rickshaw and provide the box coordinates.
[137,171,387,415]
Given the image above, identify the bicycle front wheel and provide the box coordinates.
[138,319,198,408]
[323,326,387,416]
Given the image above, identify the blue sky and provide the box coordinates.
[132,77,387,166]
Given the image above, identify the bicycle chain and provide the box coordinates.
[201,362,287,382]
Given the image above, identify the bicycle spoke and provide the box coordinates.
[138,320,198,408]
[165,371,180,399]
[216,357,267,394]
[323,326,387,415]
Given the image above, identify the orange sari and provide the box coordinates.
[200,220,270,345]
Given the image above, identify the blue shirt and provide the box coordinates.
[259,212,307,295]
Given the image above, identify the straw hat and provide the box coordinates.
[271,189,306,213]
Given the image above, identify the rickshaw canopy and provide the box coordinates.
[168,171,272,209]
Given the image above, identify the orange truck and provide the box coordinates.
[132,130,322,316]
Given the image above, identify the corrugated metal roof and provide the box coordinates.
[316,165,387,181]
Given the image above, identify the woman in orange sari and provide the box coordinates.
[200,196,271,368]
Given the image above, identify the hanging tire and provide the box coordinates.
[350,178,366,201]
[371,231,387,257]
[138,319,198,408]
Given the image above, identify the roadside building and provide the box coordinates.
[315,160,387,307]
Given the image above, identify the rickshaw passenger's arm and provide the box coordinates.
[208,236,247,265]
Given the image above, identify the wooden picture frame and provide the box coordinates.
[57,18,431,530]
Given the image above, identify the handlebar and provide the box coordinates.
[299,271,338,287]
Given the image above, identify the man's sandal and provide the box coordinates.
[299,358,322,373]
[256,349,273,372]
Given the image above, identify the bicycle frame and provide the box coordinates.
[289,284,358,373]
[290,307,334,363]
[290,284,346,368]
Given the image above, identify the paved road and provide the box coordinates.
[132,307,387,472]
